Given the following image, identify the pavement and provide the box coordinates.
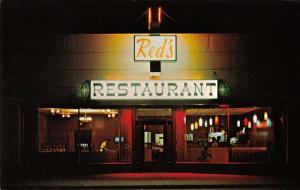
[2,172,299,189]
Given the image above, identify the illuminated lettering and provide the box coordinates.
[167,83,178,96]
[135,36,176,61]
[194,83,204,96]
[118,83,128,96]
[180,83,192,96]
[93,83,103,96]
[90,80,217,100]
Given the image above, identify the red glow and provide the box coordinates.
[218,104,230,108]
[120,109,133,160]
[175,109,186,161]
[94,172,259,181]
[243,117,249,127]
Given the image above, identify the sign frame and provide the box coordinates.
[90,80,218,101]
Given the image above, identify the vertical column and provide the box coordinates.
[119,109,133,161]
[174,108,187,162]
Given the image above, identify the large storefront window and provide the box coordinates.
[38,108,133,163]
[184,107,274,163]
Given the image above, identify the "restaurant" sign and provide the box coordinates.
[90,80,218,100]
[134,35,177,61]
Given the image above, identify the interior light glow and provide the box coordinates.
[242,127,246,133]
[267,119,272,127]
[199,117,203,127]
[248,121,252,129]
[194,121,198,130]
[253,114,258,123]
[79,114,92,122]
[237,120,241,128]
[264,112,268,121]
[190,123,194,131]
[214,115,219,125]
[204,120,208,128]
[209,117,213,126]
[243,117,248,126]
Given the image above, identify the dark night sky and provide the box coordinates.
[1,0,299,34]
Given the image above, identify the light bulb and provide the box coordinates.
[214,116,219,125]
[264,112,268,121]
[209,117,213,126]
[253,114,258,123]
[237,120,241,128]
[194,121,198,129]
[190,123,194,131]
[199,117,203,127]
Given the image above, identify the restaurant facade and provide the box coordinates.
[2,33,290,174]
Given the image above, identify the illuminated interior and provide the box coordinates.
[38,107,273,164]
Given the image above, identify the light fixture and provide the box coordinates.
[243,117,248,127]
[194,121,198,130]
[209,117,213,126]
[264,112,268,121]
[237,120,241,128]
[112,113,116,118]
[79,113,92,122]
[267,119,272,127]
[253,114,258,123]
[248,121,252,129]
[199,117,203,127]
[190,123,194,131]
[214,115,219,125]
[50,108,55,115]
[204,120,208,128]
[108,114,111,118]
[62,113,70,118]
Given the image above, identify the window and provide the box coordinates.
[182,107,274,163]
[38,108,133,163]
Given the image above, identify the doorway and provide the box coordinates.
[144,122,166,162]
[135,119,173,164]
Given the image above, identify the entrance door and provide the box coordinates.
[139,119,174,164]
[144,123,166,162]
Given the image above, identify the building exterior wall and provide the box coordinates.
[2,34,289,167]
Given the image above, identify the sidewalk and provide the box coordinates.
[4,172,299,189]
